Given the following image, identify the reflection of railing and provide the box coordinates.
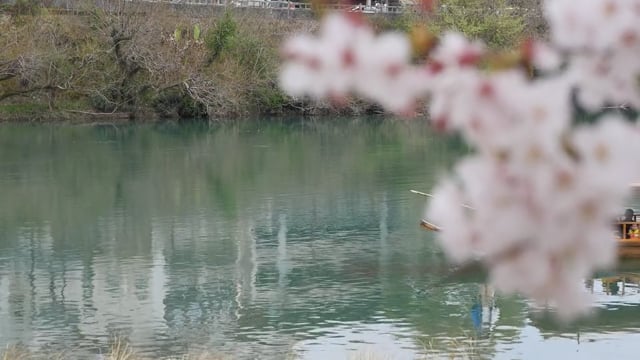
[588,273,640,296]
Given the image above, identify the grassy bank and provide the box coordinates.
[0,1,541,122]
[1,2,317,122]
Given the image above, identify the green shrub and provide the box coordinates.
[194,23,201,41]
[153,88,208,120]
[12,0,41,16]
[205,11,237,63]
[370,13,415,33]
[252,83,289,113]
[89,88,120,113]
[232,35,271,75]
[429,0,525,48]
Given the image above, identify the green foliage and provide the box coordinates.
[11,0,41,16]
[153,88,208,119]
[223,27,285,112]
[0,103,48,115]
[370,13,415,33]
[205,11,237,62]
[89,87,120,113]
[173,24,203,43]
[231,35,269,74]
[193,23,201,41]
[430,0,525,48]
[252,83,288,113]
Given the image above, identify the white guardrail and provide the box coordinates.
[126,0,405,14]
[58,0,536,16]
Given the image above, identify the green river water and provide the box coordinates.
[0,118,639,359]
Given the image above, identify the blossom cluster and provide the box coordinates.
[279,0,640,318]
[280,14,431,114]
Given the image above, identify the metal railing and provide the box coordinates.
[125,0,405,14]
[40,0,542,17]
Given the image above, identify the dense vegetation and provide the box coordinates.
[0,0,542,122]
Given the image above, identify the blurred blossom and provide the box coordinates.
[427,116,640,318]
[545,0,640,51]
[278,0,640,319]
[568,50,640,110]
[280,13,431,113]
[428,32,485,69]
[526,40,563,71]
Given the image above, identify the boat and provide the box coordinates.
[617,224,640,259]
[413,190,640,259]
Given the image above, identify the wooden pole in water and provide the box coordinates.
[409,189,475,210]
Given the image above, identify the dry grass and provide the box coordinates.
[0,344,67,360]
[105,337,137,360]
[346,344,481,360]
[419,335,481,360]
[165,354,229,360]
[0,341,230,360]
[1,345,31,360]
[1,340,483,360]
[349,349,396,360]
[0,335,487,360]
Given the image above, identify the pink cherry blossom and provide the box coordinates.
[545,0,640,51]
[569,50,640,110]
[280,13,430,112]
[279,6,640,319]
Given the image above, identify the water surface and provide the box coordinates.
[0,119,639,359]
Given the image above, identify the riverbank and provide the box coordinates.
[0,1,541,123]
[0,3,316,122]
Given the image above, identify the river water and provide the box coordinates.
[0,119,639,359]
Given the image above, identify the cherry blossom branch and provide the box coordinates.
[279,0,640,319]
